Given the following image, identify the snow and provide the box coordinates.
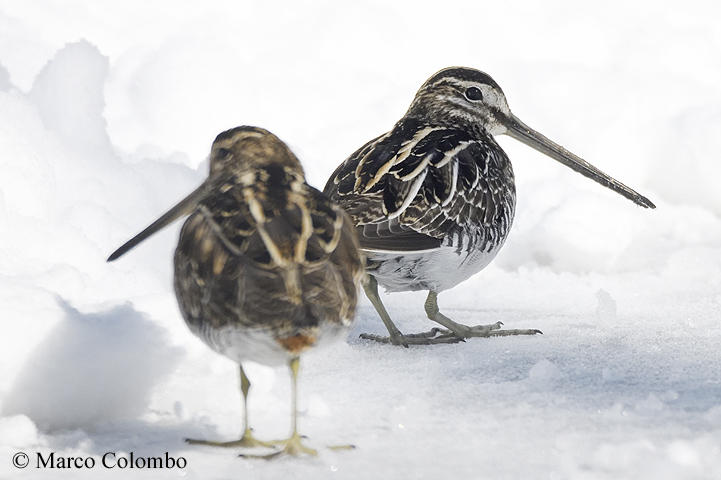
[1,1,720,479]
[3,300,183,432]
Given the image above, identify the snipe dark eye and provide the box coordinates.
[217,147,231,159]
[465,86,483,101]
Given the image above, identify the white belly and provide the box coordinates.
[190,322,352,367]
[366,233,506,293]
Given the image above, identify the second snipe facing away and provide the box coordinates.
[108,126,364,458]
[324,67,655,347]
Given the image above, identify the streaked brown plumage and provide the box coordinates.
[324,67,654,347]
[108,126,363,458]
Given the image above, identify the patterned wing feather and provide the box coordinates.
[324,119,515,253]
[176,168,362,335]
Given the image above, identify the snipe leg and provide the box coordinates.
[359,275,463,346]
[242,357,318,459]
[186,364,273,449]
[424,291,542,339]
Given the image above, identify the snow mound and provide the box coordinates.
[528,358,565,389]
[2,300,184,431]
[28,39,111,153]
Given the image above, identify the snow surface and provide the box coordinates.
[1,1,721,479]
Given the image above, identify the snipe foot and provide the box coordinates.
[360,328,464,345]
[240,432,317,460]
[425,292,542,340]
[185,427,275,449]
[359,322,541,345]
[433,321,543,340]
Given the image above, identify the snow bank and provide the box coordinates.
[2,300,183,431]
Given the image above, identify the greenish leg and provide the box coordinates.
[186,364,274,448]
[360,275,408,346]
[241,357,318,459]
[359,276,464,346]
[424,291,542,339]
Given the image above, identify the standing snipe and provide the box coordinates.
[109,126,364,458]
[324,67,654,347]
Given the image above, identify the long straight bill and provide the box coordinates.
[503,114,655,209]
[107,183,208,262]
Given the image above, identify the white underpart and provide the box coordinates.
[194,321,352,367]
[368,232,507,293]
